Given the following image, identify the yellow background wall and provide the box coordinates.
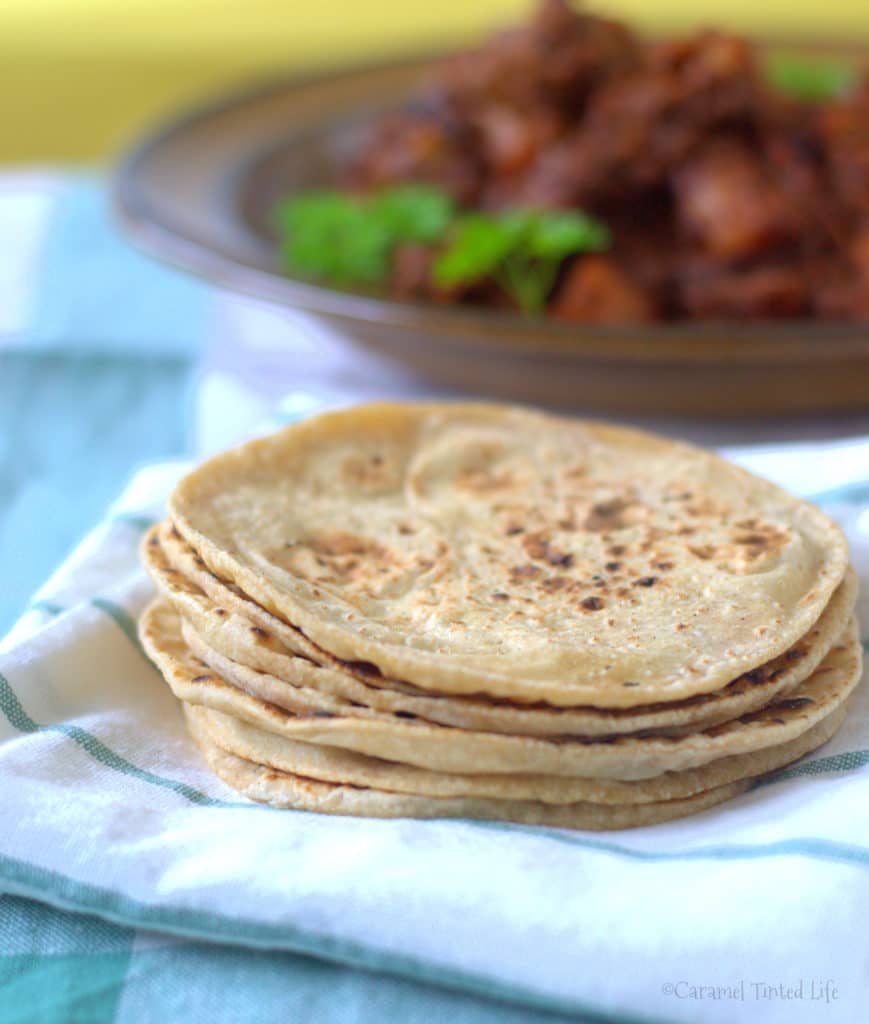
[4,1,869,162]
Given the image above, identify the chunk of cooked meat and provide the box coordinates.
[817,80,869,220]
[551,256,657,322]
[470,105,565,179]
[677,264,810,318]
[344,106,484,204]
[438,0,640,114]
[673,140,799,260]
[812,224,869,318]
[522,31,760,208]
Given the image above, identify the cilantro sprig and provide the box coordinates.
[274,185,610,315]
[435,209,610,314]
[766,54,856,102]
[275,186,454,286]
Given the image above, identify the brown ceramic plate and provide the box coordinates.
[114,48,869,416]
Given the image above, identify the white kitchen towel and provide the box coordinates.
[1,439,868,1024]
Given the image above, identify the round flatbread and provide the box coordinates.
[183,704,753,832]
[169,404,849,707]
[139,600,863,781]
[194,698,850,806]
[144,522,856,738]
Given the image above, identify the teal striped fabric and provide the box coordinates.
[1,895,589,1024]
[1,465,867,1024]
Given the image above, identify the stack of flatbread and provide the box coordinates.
[139,404,862,830]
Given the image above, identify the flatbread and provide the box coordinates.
[144,522,856,738]
[139,600,863,781]
[183,704,753,831]
[194,698,850,805]
[169,404,848,707]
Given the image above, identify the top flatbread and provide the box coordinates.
[170,403,848,707]
[143,523,857,738]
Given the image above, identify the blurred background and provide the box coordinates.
[3,0,869,635]
[5,0,869,164]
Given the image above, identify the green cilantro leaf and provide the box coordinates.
[529,211,611,259]
[276,190,393,284]
[433,213,526,287]
[434,207,610,313]
[766,55,856,102]
[372,185,455,243]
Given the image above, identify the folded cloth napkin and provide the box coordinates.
[1,438,868,1024]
